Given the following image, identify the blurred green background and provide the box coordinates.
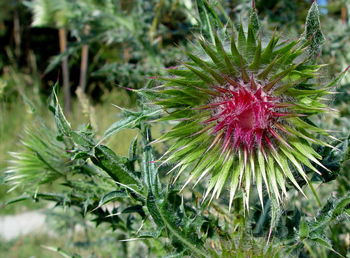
[0,0,349,257]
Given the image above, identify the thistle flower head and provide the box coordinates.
[205,80,280,153]
[150,3,336,210]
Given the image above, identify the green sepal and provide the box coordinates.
[249,39,262,70]
[246,24,257,62]
[199,39,224,68]
[184,64,215,84]
[237,24,246,57]
[230,33,243,65]
[214,33,238,75]
[187,53,225,84]
[261,35,279,64]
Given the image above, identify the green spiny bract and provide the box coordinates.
[5,126,71,191]
[147,3,336,211]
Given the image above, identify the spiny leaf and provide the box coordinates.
[304,1,325,59]
[91,145,140,186]
[100,108,160,143]
[50,84,72,137]
[98,190,128,207]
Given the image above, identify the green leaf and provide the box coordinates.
[49,84,72,137]
[98,190,128,207]
[91,145,140,186]
[309,237,332,249]
[147,190,207,257]
[146,192,164,227]
[332,193,350,217]
[71,131,95,148]
[122,205,146,218]
[137,227,163,239]
[140,123,206,256]
[128,136,138,161]
[100,108,160,143]
[141,124,160,195]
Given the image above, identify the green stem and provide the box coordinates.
[140,122,207,257]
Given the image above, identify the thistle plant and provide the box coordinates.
[152,2,336,210]
[3,1,350,257]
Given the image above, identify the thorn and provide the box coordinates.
[111,104,124,110]
[192,165,212,189]
[166,162,183,175]
[189,126,211,137]
[115,85,135,91]
[274,103,295,108]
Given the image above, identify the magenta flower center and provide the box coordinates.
[205,81,282,152]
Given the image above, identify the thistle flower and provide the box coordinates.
[152,4,336,210]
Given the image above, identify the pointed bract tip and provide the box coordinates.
[117,86,134,91]
[252,0,256,8]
